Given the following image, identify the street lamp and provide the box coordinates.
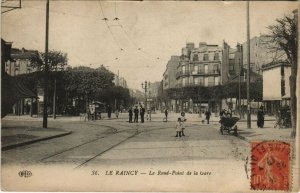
[141,81,150,114]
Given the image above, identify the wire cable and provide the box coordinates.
[98,0,122,50]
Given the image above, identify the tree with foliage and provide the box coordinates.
[30,50,68,71]
[30,50,68,118]
[267,10,298,137]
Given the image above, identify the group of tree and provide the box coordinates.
[13,51,133,115]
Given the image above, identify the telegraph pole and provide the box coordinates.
[43,0,50,128]
[246,1,251,128]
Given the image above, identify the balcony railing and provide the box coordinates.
[176,70,190,78]
[190,69,220,75]
[176,81,216,88]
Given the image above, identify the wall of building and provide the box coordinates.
[263,67,281,100]
[163,55,180,90]
[175,42,231,88]
[242,35,287,74]
[283,66,291,98]
[4,48,38,76]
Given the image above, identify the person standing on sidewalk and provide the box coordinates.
[140,105,145,123]
[128,107,133,123]
[164,108,168,122]
[257,106,265,128]
[134,106,139,123]
[205,109,211,124]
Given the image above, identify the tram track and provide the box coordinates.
[39,122,174,168]
[73,125,175,168]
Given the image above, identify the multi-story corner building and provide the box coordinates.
[172,42,235,113]
[5,47,39,76]
[163,56,180,90]
[176,42,231,88]
[242,35,286,74]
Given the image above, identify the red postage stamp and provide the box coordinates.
[251,141,290,191]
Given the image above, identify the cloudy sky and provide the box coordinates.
[2,1,297,90]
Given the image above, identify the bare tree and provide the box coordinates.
[267,10,298,137]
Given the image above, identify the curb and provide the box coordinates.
[235,133,249,142]
[2,131,72,151]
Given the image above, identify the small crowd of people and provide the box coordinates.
[128,105,146,123]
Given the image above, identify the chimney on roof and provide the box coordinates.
[236,43,242,52]
[199,42,207,48]
[186,42,194,50]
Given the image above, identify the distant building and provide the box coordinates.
[5,47,39,76]
[148,81,160,98]
[242,35,287,74]
[113,73,128,88]
[229,43,243,76]
[163,56,180,90]
[262,61,291,114]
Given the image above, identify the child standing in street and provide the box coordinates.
[175,117,182,137]
[180,112,187,136]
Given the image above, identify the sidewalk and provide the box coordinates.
[1,121,72,151]
[161,112,293,142]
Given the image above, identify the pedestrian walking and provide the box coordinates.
[180,112,186,136]
[205,109,211,124]
[134,106,139,123]
[164,108,168,122]
[257,106,265,128]
[140,105,145,123]
[128,107,133,123]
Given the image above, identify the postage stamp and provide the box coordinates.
[251,141,290,191]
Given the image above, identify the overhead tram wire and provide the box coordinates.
[112,0,161,63]
[98,0,123,51]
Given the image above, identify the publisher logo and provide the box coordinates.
[18,170,32,178]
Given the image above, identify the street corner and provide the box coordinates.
[1,127,72,151]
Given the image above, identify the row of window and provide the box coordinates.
[178,76,219,87]
[191,52,220,62]
[5,68,32,76]
[5,60,32,67]
[181,64,219,74]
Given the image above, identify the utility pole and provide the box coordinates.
[238,44,243,119]
[53,65,57,119]
[43,0,50,128]
[246,1,251,129]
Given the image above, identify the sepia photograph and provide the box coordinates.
[1,0,299,192]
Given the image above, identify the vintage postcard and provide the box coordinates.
[1,0,299,192]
